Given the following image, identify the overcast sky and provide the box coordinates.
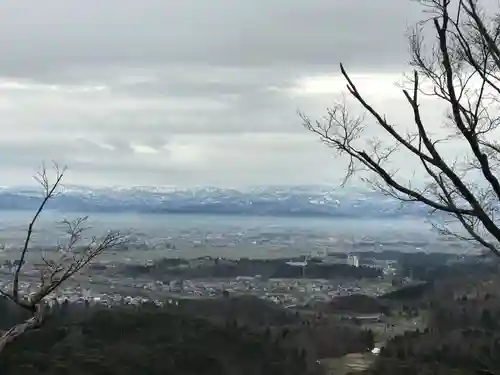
[0,0,445,188]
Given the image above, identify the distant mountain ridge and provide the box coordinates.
[0,185,430,218]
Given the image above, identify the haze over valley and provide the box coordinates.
[0,184,473,262]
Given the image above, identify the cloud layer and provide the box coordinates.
[0,0,448,187]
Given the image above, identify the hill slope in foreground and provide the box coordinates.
[0,307,316,375]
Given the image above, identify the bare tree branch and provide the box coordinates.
[301,0,500,257]
[13,162,65,303]
[0,163,127,354]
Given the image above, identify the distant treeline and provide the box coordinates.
[122,257,382,280]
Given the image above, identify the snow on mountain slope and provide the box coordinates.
[0,185,429,218]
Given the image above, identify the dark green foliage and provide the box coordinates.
[379,282,433,302]
[0,306,319,375]
[364,285,500,375]
[364,329,375,351]
[326,294,389,315]
[0,295,378,374]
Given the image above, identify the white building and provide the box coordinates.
[347,254,360,268]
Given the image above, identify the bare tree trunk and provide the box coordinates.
[0,305,44,353]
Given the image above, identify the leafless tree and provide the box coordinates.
[0,163,126,354]
[301,0,500,257]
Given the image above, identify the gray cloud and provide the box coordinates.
[0,0,423,79]
[0,0,458,187]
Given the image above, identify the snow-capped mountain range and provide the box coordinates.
[0,185,430,218]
